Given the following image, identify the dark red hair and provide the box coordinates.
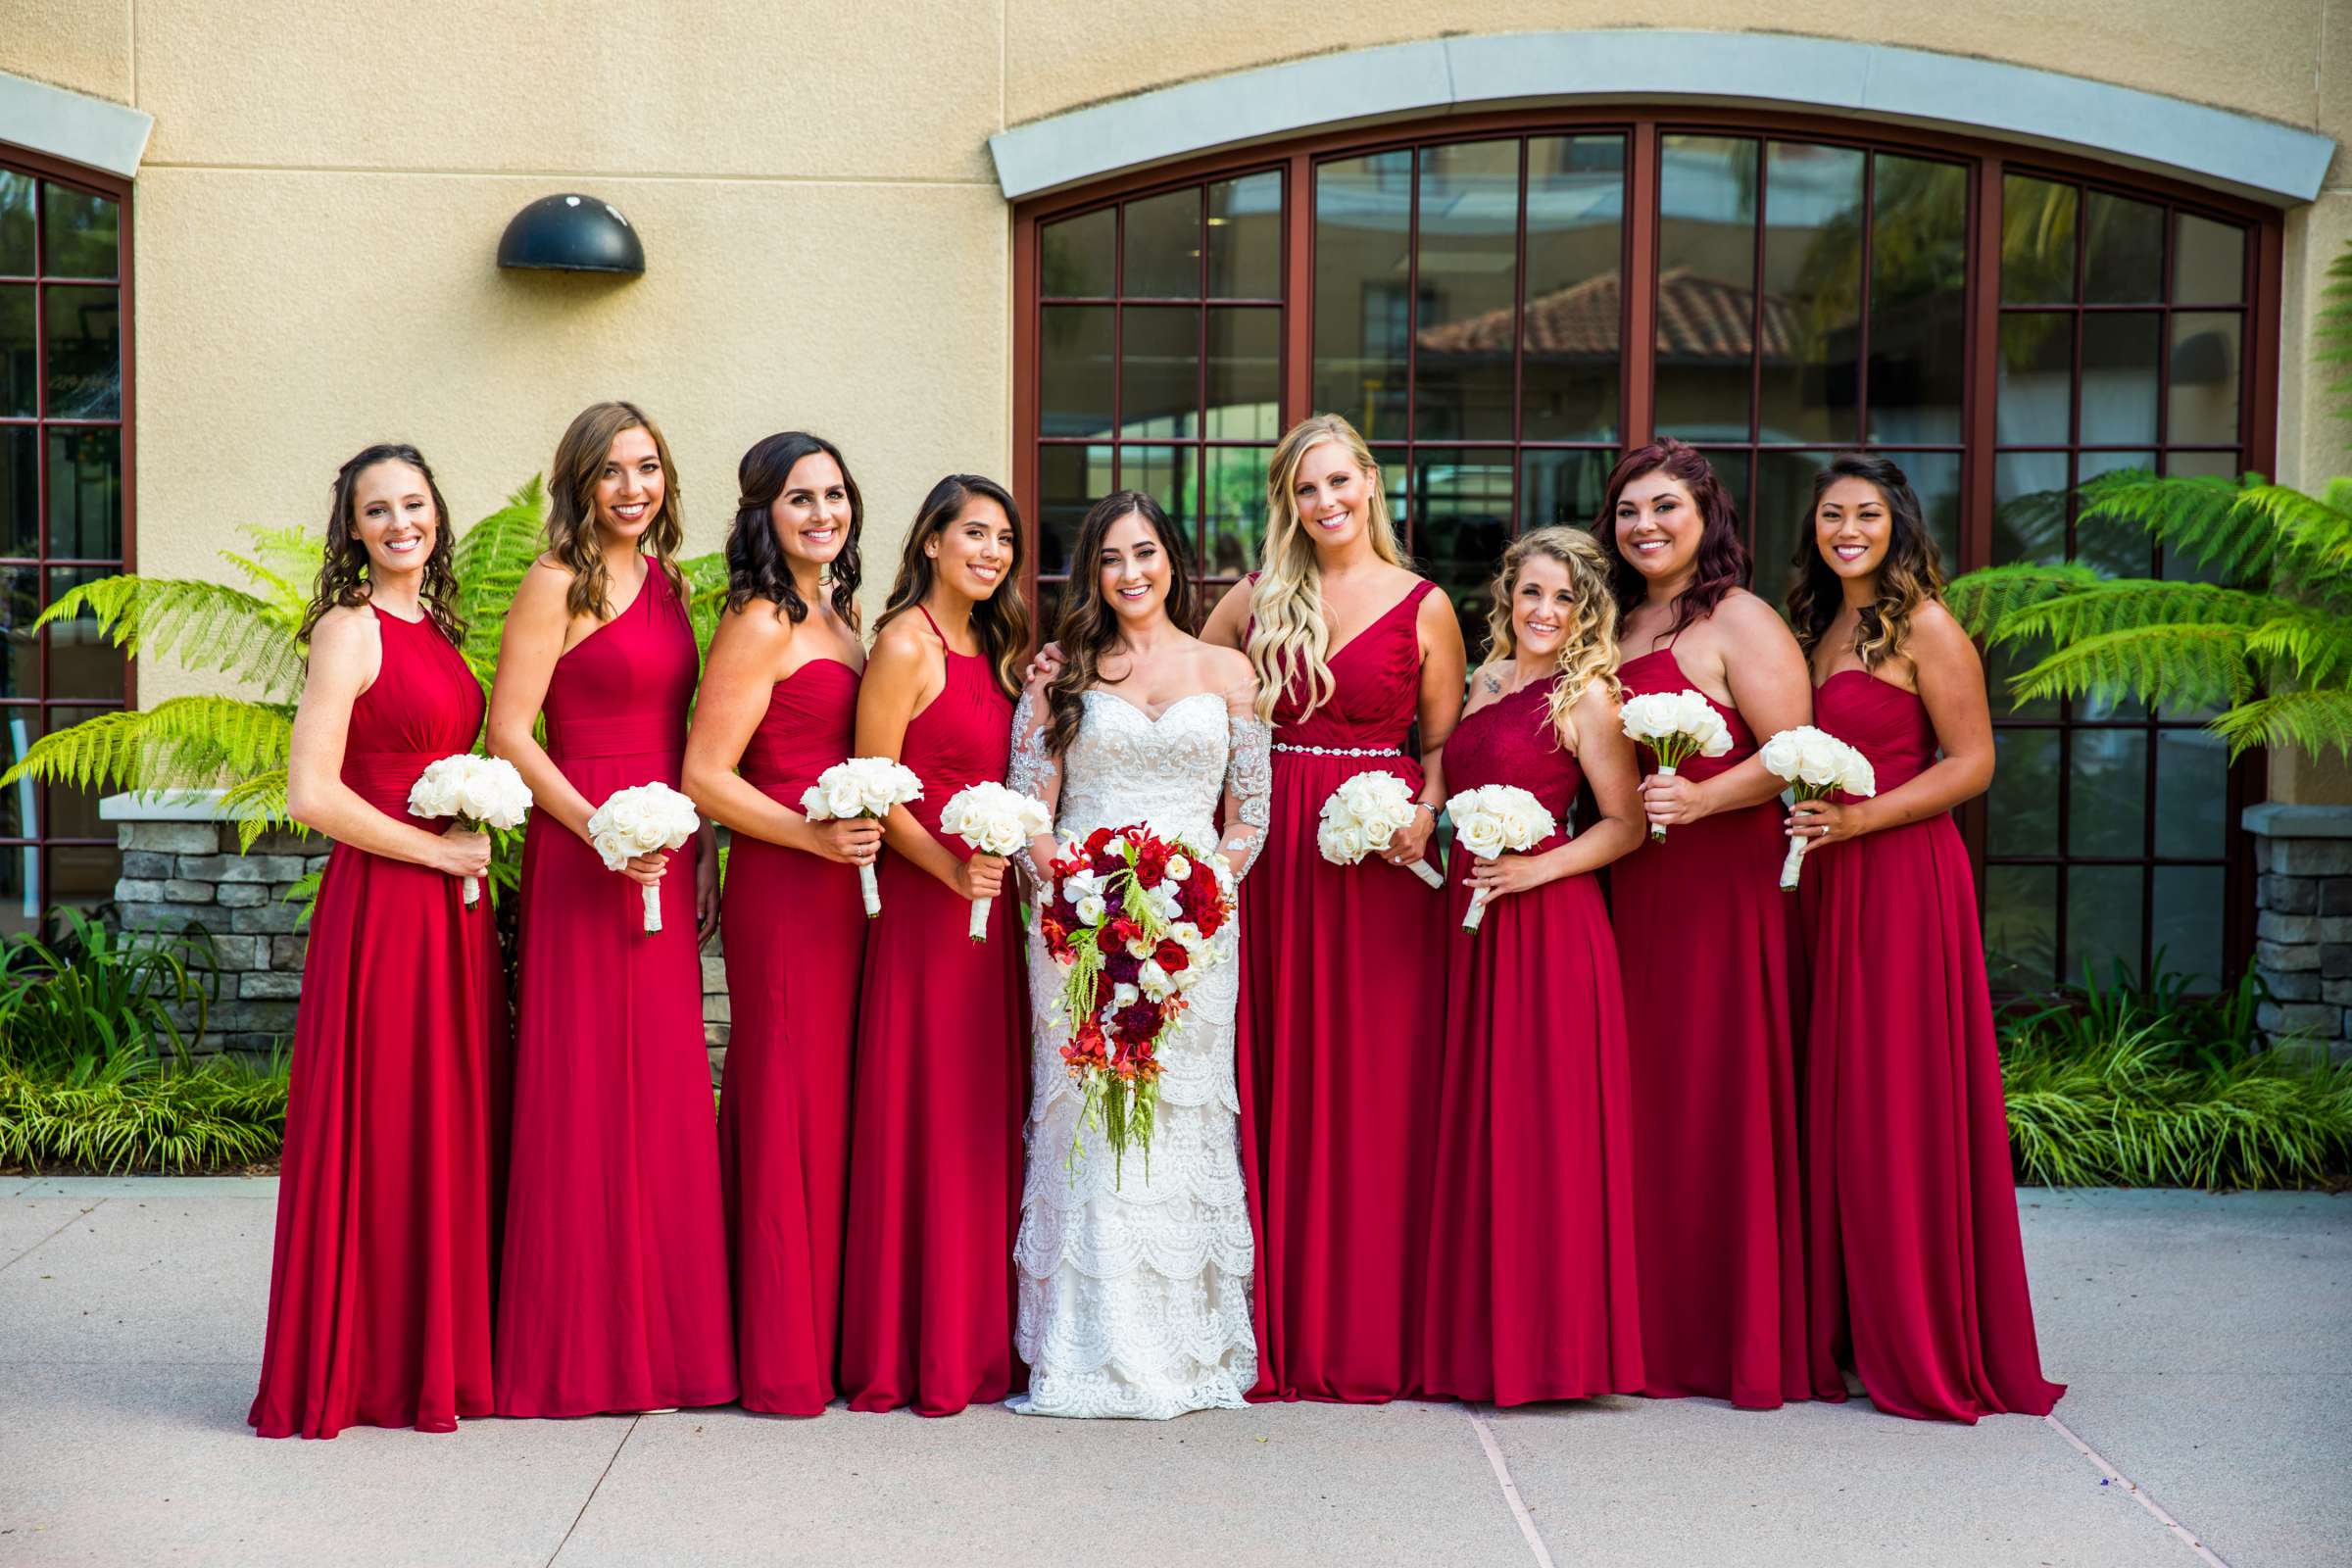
[1591,437,1751,640]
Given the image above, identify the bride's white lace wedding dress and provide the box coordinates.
[1004,685,1271,1419]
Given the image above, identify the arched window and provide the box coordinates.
[0,146,132,935]
[1014,112,2278,992]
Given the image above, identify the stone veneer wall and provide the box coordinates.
[2245,803,2352,1056]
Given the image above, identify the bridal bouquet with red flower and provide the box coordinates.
[1038,823,1236,1186]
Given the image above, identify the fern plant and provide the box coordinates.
[1951,239,2352,760]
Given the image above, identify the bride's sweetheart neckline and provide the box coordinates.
[1080,687,1227,725]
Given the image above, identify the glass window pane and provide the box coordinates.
[0,426,34,558]
[1118,306,1199,439]
[1990,729,2060,855]
[1205,307,1279,441]
[1522,133,1624,443]
[0,172,30,274]
[1407,449,1515,660]
[1120,445,1195,556]
[2079,312,2161,447]
[1036,442,1112,580]
[1031,580,1065,645]
[0,705,28,839]
[1039,305,1114,439]
[2155,727,2229,858]
[1986,640,2059,721]
[2067,864,2144,986]
[2076,450,2157,578]
[1042,208,1114,298]
[41,184,118,279]
[44,566,123,702]
[2168,312,2241,446]
[2082,191,2163,304]
[45,283,121,418]
[1994,451,2069,567]
[1754,450,1830,612]
[1985,863,2058,993]
[2151,866,2225,990]
[2173,214,2245,305]
[1412,139,1519,442]
[1123,187,1201,300]
[1202,446,1271,579]
[1996,314,2071,446]
[1655,136,1758,442]
[1313,151,1412,440]
[0,283,32,416]
[2000,176,2077,304]
[1866,155,1969,445]
[1519,448,1611,531]
[47,426,122,560]
[1757,142,1862,445]
[1206,172,1282,299]
[41,707,119,903]
[0,563,34,699]
[2161,450,2240,586]
[1373,445,1408,546]
[1899,451,1962,573]
[2069,728,2147,857]
[1695,449,1752,552]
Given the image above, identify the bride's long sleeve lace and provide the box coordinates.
[1006,688,1061,887]
[1220,698,1272,881]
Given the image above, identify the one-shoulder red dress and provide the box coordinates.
[495,567,737,1417]
[1800,669,2065,1423]
[717,656,864,1414]
[250,606,510,1439]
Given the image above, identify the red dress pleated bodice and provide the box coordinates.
[1799,669,2064,1422]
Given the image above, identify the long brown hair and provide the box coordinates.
[299,443,464,646]
[1592,437,1750,641]
[873,473,1031,699]
[1483,526,1621,752]
[545,400,686,621]
[1787,453,1947,669]
[1044,491,1197,757]
[1245,413,1408,722]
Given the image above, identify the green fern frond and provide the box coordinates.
[1990,579,2278,649]
[2076,470,2271,583]
[0,698,293,796]
[34,576,307,699]
[453,476,548,679]
[2213,690,2352,760]
[680,551,729,657]
[222,526,318,621]
[220,770,300,850]
[2003,620,2255,712]
[1945,563,2104,637]
[2242,603,2352,688]
[2232,484,2352,596]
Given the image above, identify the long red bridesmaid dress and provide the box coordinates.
[1420,679,1642,1404]
[838,606,1026,1416]
[494,567,738,1416]
[1800,669,2065,1423]
[717,657,863,1414]
[250,606,509,1439]
[1610,647,1810,1408]
[1241,578,1446,1402]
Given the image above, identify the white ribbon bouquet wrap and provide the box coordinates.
[1618,689,1735,842]
[1316,769,1444,888]
[800,756,923,917]
[938,781,1052,942]
[406,754,532,906]
[1759,725,1878,892]
[1444,784,1559,933]
[586,782,702,932]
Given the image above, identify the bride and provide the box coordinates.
[1006,489,1270,1419]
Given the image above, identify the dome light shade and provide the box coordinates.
[497,194,645,274]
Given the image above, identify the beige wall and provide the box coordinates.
[2,0,2346,724]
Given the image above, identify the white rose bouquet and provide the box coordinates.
[585,782,702,932]
[1759,726,1878,892]
[938,781,1053,942]
[1445,784,1559,933]
[1316,769,1444,888]
[406,753,532,906]
[1618,689,1734,842]
[801,756,923,917]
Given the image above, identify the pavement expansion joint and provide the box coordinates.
[2044,1411,2231,1568]
[1467,1407,1557,1568]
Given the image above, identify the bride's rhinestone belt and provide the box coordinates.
[1272,743,1399,758]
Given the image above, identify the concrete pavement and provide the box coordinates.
[0,1180,2343,1567]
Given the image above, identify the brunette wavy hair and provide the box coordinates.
[1592,437,1750,640]
[299,443,464,646]
[1787,452,1947,669]
[544,400,687,621]
[723,430,862,627]
[1482,525,1622,753]
[873,473,1031,700]
[1042,490,1197,758]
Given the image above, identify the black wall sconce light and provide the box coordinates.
[497,194,646,275]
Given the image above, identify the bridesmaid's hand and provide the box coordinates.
[956,854,1008,903]
[1469,852,1552,900]
[1787,798,1866,848]
[615,851,668,887]
[807,816,883,867]
[1639,771,1713,831]
[695,843,721,945]
[1023,641,1067,685]
[1385,802,1437,867]
[436,826,492,881]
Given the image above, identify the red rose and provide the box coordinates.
[1152,938,1189,972]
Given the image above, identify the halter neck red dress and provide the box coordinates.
[839,607,1027,1416]
[249,606,509,1439]
[717,655,864,1414]
[494,566,737,1417]
[1610,647,1810,1408]
[1800,669,2064,1423]
[1420,679,1643,1403]
[1240,578,1446,1402]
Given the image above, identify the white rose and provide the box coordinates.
[1165,856,1190,882]
[1076,894,1106,926]
[1457,813,1507,859]
[1138,959,1170,999]
[1111,982,1141,1008]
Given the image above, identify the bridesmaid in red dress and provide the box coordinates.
[1197,414,1466,1402]
[1597,438,1817,1409]
[251,444,508,1438]
[839,474,1031,1416]
[488,402,735,1417]
[1421,528,1645,1404]
[683,432,877,1415]
[1786,453,2064,1423]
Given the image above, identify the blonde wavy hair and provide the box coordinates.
[546,400,687,621]
[1244,414,1408,722]
[1484,526,1622,753]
